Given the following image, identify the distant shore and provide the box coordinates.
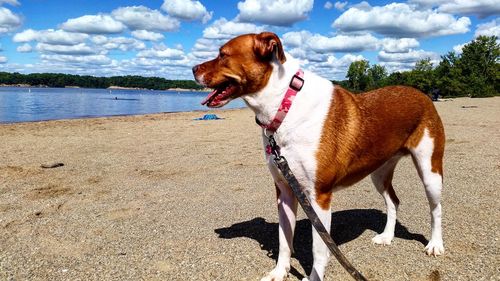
[0,84,210,92]
[0,84,212,92]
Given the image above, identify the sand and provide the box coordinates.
[0,97,499,281]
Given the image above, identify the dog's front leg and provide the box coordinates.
[262,181,298,281]
[303,198,332,281]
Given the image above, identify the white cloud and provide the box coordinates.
[40,54,112,65]
[379,61,415,73]
[90,35,108,45]
[324,1,333,10]
[0,0,19,5]
[89,35,146,52]
[453,43,466,54]
[99,37,146,51]
[283,31,378,53]
[131,30,165,41]
[190,18,264,62]
[190,38,223,60]
[61,14,126,34]
[308,33,379,53]
[0,6,21,33]
[282,30,312,47]
[161,0,212,24]
[137,45,185,60]
[13,29,89,45]
[333,2,471,38]
[407,0,449,8]
[36,42,97,55]
[475,18,500,38]
[132,57,190,68]
[308,54,366,80]
[380,38,420,53]
[16,43,32,52]
[0,55,7,63]
[378,49,438,64]
[112,6,180,32]
[438,0,500,18]
[334,1,348,11]
[202,18,264,40]
[237,0,313,26]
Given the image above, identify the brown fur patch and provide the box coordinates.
[314,86,444,209]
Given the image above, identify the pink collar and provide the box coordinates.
[256,69,304,133]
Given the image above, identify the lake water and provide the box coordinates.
[0,87,245,123]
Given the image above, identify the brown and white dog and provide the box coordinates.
[193,32,445,281]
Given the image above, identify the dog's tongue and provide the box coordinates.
[200,89,219,105]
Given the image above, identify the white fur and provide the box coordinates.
[410,129,444,256]
[370,154,403,245]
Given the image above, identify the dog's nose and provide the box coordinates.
[192,65,199,74]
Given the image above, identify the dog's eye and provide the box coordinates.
[219,52,228,59]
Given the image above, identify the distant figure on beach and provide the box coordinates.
[431,88,440,101]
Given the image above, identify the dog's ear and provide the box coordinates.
[254,32,286,64]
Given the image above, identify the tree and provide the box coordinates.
[346,60,370,92]
[406,58,435,94]
[0,72,204,90]
[456,35,499,97]
[435,52,466,97]
[367,64,387,90]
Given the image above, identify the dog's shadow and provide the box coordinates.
[214,208,428,279]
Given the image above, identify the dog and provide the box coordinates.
[192,32,445,281]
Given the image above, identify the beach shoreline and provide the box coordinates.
[1,97,499,280]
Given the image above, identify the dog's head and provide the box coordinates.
[192,32,286,108]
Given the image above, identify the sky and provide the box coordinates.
[0,0,498,81]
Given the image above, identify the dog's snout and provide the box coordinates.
[192,65,200,75]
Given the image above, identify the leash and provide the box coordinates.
[267,134,368,281]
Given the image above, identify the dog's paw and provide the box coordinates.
[424,240,444,256]
[371,233,393,245]
[301,278,310,281]
[261,267,288,281]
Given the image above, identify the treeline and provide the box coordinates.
[336,35,499,98]
[0,72,204,90]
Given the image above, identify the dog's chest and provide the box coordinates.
[266,75,334,188]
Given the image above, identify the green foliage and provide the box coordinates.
[434,52,466,97]
[346,60,370,92]
[406,58,435,94]
[457,36,499,97]
[345,60,388,92]
[342,35,499,97]
[367,64,388,90]
[0,72,204,90]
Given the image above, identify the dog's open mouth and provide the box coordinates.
[201,82,238,108]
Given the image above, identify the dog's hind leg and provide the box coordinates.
[370,154,402,245]
[261,181,298,281]
[410,128,445,256]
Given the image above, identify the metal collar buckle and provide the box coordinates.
[289,74,304,91]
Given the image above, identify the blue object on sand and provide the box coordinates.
[194,114,223,120]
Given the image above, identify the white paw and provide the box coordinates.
[261,267,288,281]
[301,278,310,281]
[425,240,444,256]
[371,233,393,245]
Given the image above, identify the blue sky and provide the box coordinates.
[0,0,498,80]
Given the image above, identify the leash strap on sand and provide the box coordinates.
[267,134,368,281]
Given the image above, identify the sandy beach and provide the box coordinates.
[0,97,499,281]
